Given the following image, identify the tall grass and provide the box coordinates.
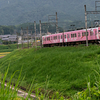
[1,45,100,98]
[0,67,21,100]
[0,66,66,100]
[0,66,38,100]
[69,62,100,100]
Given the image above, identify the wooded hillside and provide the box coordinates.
[0,0,97,25]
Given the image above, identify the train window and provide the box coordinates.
[75,33,77,37]
[47,37,50,41]
[87,32,89,36]
[90,31,93,36]
[58,35,60,39]
[78,33,81,37]
[83,32,89,36]
[82,32,86,36]
[98,30,100,32]
[82,32,84,36]
[64,35,66,38]
[71,34,73,38]
[54,36,55,40]
[85,32,87,36]
[54,36,57,40]
[71,34,74,38]
[51,36,52,40]
[67,34,70,38]
[85,32,86,36]
[61,35,62,39]
[95,30,97,35]
[56,36,57,39]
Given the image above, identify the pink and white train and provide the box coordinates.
[42,27,100,47]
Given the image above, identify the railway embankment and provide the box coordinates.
[0,45,100,99]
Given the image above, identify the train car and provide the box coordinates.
[42,27,100,47]
[64,27,100,45]
[42,33,64,47]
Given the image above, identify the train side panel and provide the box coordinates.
[64,27,99,43]
[42,33,63,46]
[42,27,100,47]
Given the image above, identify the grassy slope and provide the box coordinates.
[0,45,100,96]
[0,44,18,52]
[0,44,28,52]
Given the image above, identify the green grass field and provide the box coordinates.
[0,45,100,98]
[0,44,18,52]
[0,43,32,52]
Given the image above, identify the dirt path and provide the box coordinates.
[0,56,4,59]
[0,82,36,99]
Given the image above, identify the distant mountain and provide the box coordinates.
[0,0,97,25]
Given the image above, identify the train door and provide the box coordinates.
[93,29,98,39]
[62,32,64,46]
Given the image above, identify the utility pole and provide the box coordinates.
[84,2,100,46]
[17,32,19,49]
[21,27,23,49]
[27,27,29,48]
[34,21,37,48]
[56,12,59,33]
[31,29,33,47]
[39,20,42,48]
[84,5,88,46]
[48,12,59,34]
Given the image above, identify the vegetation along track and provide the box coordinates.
[0,45,100,98]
